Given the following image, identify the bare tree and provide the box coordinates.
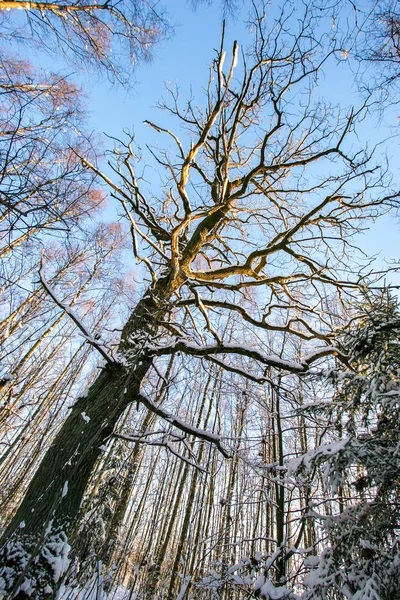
[362,0,400,80]
[324,0,400,96]
[0,0,169,83]
[0,53,103,259]
[0,4,398,598]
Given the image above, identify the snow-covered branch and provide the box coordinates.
[137,393,231,458]
[150,340,344,374]
[39,262,117,365]
[113,431,208,473]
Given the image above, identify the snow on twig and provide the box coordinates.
[137,392,231,458]
[39,261,117,365]
[149,340,343,374]
[113,432,208,473]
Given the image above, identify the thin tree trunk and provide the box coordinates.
[273,375,286,583]
[166,367,217,599]
[0,271,181,598]
[101,356,176,573]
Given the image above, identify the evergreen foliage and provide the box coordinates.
[293,292,400,600]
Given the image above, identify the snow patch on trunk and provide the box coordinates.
[41,531,71,583]
[61,481,68,498]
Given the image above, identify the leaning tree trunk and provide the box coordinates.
[0,271,180,599]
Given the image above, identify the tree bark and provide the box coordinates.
[0,271,180,598]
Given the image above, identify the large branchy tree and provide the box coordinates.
[0,2,399,597]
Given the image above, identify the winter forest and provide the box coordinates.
[1,0,400,598]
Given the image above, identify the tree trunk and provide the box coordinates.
[0,271,180,598]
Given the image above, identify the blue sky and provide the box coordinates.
[84,1,248,149]
[79,1,399,286]
[14,0,398,286]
